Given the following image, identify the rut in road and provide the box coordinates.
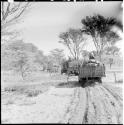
[69,83,123,124]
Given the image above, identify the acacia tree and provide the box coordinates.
[50,48,65,66]
[12,51,29,80]
[59,28,86,61]
[1,43,29,79]
[81,14,121,61]
[1,2,30,42]
[1,40,40,80]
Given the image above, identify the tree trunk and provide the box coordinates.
[113,72,117,83]
[21,71,25,80]
[110,63,112,69]
[98,50,102,62]
[99,54,102,62]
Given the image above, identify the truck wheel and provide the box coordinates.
[98,77,102,83]
[79,78,82,83]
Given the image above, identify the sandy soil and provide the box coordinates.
[1,79,123,124]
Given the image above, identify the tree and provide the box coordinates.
[12,50,29,79]
[34,50,48,71]
[50,48,65,66]
[81,14,121,61]
[104,46,120,68]
[1,2,30,42]
[59,28,86,60]
[1,40,40,80]
[45,55,55,72]
[24,43,38,53]
[1,45,29,79]
[104,46,120,56]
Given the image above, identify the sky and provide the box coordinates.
[17,1,123,57]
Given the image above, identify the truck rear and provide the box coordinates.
[78,62,105,83]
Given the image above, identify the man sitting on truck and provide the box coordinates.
[88,53,101,66]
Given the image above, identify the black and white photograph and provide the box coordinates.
[1,0,123,124]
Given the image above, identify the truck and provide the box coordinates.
[61,60,79,75]
[61,58,106,84]
[78,61,106,84]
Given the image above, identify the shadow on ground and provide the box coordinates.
[55,80,100,88]
[81,80,101,88]
[55,81,81,88]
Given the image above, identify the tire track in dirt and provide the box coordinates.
[100,85,123,123]
[70,83,123,124]
[102,85,123,106]
[92,85,109,124]
[56,81,123,124]
[60,87,80,123]
[83,85,108,124]
[82,87,89,124]
[82,86,101,124]
[94,85,118,124]
[89,85,107,124]
[64,87,87,124]
[72,87,86,123]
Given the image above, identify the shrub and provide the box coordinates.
[5,100,14,105]
[26,90,42,97]
[116,79,123,83]
[4,87,17,92]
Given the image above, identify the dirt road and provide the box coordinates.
[61,82,123,124]
[1,82,123,124]
[81,84,122,124]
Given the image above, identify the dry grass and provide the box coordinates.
[1,65,123,124]
[1,64,123,104]
[1,70,68,101]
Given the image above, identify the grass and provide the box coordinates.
[1,70,68,100]
[1,71,67,107]
[3,84,50,97]
[1,64,123,98]
[1,71,67,86]
[26,90,42,97]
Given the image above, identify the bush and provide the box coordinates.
[116,79,123,83]
[4,87,17,92]
[26,90,42,97]
[5,100,14,105]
